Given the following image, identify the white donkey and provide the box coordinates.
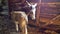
[26,1,37,20]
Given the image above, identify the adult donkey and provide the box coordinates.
[11,0,37,34]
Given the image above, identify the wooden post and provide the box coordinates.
[36,0,41,26]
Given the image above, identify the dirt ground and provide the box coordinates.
[0,16,60,34]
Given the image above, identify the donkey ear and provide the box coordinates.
[34,3,37,6]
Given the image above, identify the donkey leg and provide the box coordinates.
[15,21,19,32]
[25,25,28,34]
[22,25,27,34]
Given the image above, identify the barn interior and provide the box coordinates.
[0,0,60,34]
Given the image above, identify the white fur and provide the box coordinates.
[26,1,37,20]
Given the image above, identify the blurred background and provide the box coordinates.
[0,0,60,34]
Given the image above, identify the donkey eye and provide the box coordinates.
[30,12,33,14]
